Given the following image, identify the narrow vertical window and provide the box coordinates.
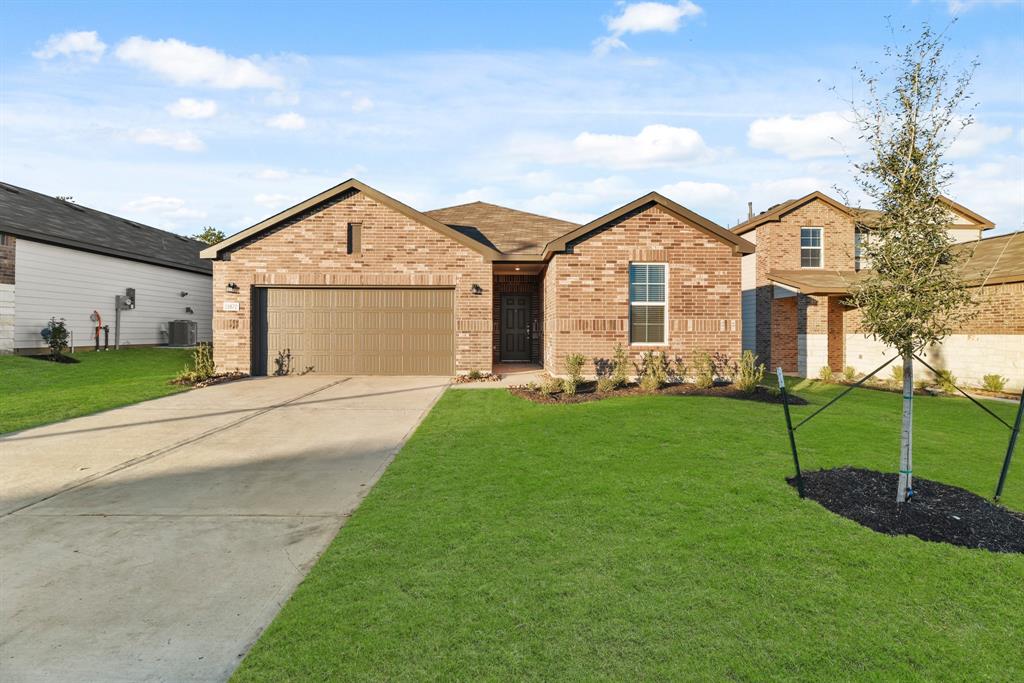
[800,227,823,268]
[347,222,362,255]
[629,263,667,344]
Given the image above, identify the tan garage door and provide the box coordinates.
[264,288,454,375]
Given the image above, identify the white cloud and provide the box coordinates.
[166,97,218,119]
[351,96,374,112]
[253,193,293,209]
[124,195,206,222]
[266,112,306,130]
[256,168,290,180]
[608,1,703,34]
[128,128,204,152]
[595,1,702,55]
[747,111,856,159]
[948,122,1014,158]
[947,0,1016,14]
[115,37,282,89]
[33,30,107,62]
[550,124,710,168]
[658,180,735,205]
[948,158,1024,233]
[592,36,628,57]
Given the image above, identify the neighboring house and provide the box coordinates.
[733,190,1023,391]
[0,182,212,354]
[201,178,753,377]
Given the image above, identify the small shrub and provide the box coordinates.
[890,365,904,384]
[767,385,781,398]
[540,375,563,396]
[842,366,856,382]
[564,353,585,382]
[610,344,629,388]
[634,350,672,391]
[175,342,216,384]
[818,366,834,383]
[936,369,958,394]
[713,352,738,383]
[596,377,618,393]
[467,369,483,380]
[982,374,1008,392]
[524,381,539,392]
[639,374,661,393]
[693,351,714,389]
[734,350,765,393]
[41,317,70,360]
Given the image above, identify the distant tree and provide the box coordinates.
[846,23,978,503]
[191,226,226,245]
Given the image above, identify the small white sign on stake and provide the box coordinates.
[222,301,240,312]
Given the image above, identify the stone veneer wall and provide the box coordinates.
[844,281,1024,391]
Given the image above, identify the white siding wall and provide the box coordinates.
[845,334,1024,392]
[0,283,13,353]
[14,239,212,350]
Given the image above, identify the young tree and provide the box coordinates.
[191,226,225,245]
[846,24,978,503]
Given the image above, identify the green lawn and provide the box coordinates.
[234,382,1022,682]
[0,348,192,433]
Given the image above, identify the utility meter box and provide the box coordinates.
[125,288,136,309]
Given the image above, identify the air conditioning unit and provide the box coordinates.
[167,320,198,347]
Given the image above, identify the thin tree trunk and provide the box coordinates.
[897,351,914,503]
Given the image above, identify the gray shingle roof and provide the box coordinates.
[0,182,211,275]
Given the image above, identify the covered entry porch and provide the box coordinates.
[492,263,544,368]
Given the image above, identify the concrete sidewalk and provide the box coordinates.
[0,375,448,682]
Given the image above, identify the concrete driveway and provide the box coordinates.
[0,375,448,682]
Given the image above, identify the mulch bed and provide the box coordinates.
[510,382,807,405]
[789,467,1024,553]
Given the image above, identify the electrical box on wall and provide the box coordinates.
[125,288,136,309]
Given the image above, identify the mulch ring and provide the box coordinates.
[510,382,807,405]
[789,467,1024,553]
[27,354,80,364]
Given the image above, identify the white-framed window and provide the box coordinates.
[800,227,823,268]
[629,263,667,345]
[854,228,868,271]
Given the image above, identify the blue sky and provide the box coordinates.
[2,0,1022,237]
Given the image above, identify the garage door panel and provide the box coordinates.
[263,288,454,375]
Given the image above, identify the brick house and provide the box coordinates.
[733,190,1023,391]
[201,179,753,377]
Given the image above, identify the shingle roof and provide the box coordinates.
[767,231,1024,294]
[0,181,211,275]
[732,191,995,235]
[424,201,580,256]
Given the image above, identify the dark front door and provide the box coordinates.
[501,294,530,361]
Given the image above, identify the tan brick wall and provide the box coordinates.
[752,199,860,374]
[545,204,741,376]
[0,233,14,285]
[211,190,491,374]
[846,281,1024,336]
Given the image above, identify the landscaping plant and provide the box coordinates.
[610,344,629,388]
[540,375,563,396]
[692,351,714,389]
[563,353,585,395]
[41,317,69,361]
[735,350,765,393]
[818,366,835,384]
[935,369,958,394]
[843,366,857,382]
[175,342,216,384]
[982,374,1007,393]
[634,350,673,392]
[845,24,978,503]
